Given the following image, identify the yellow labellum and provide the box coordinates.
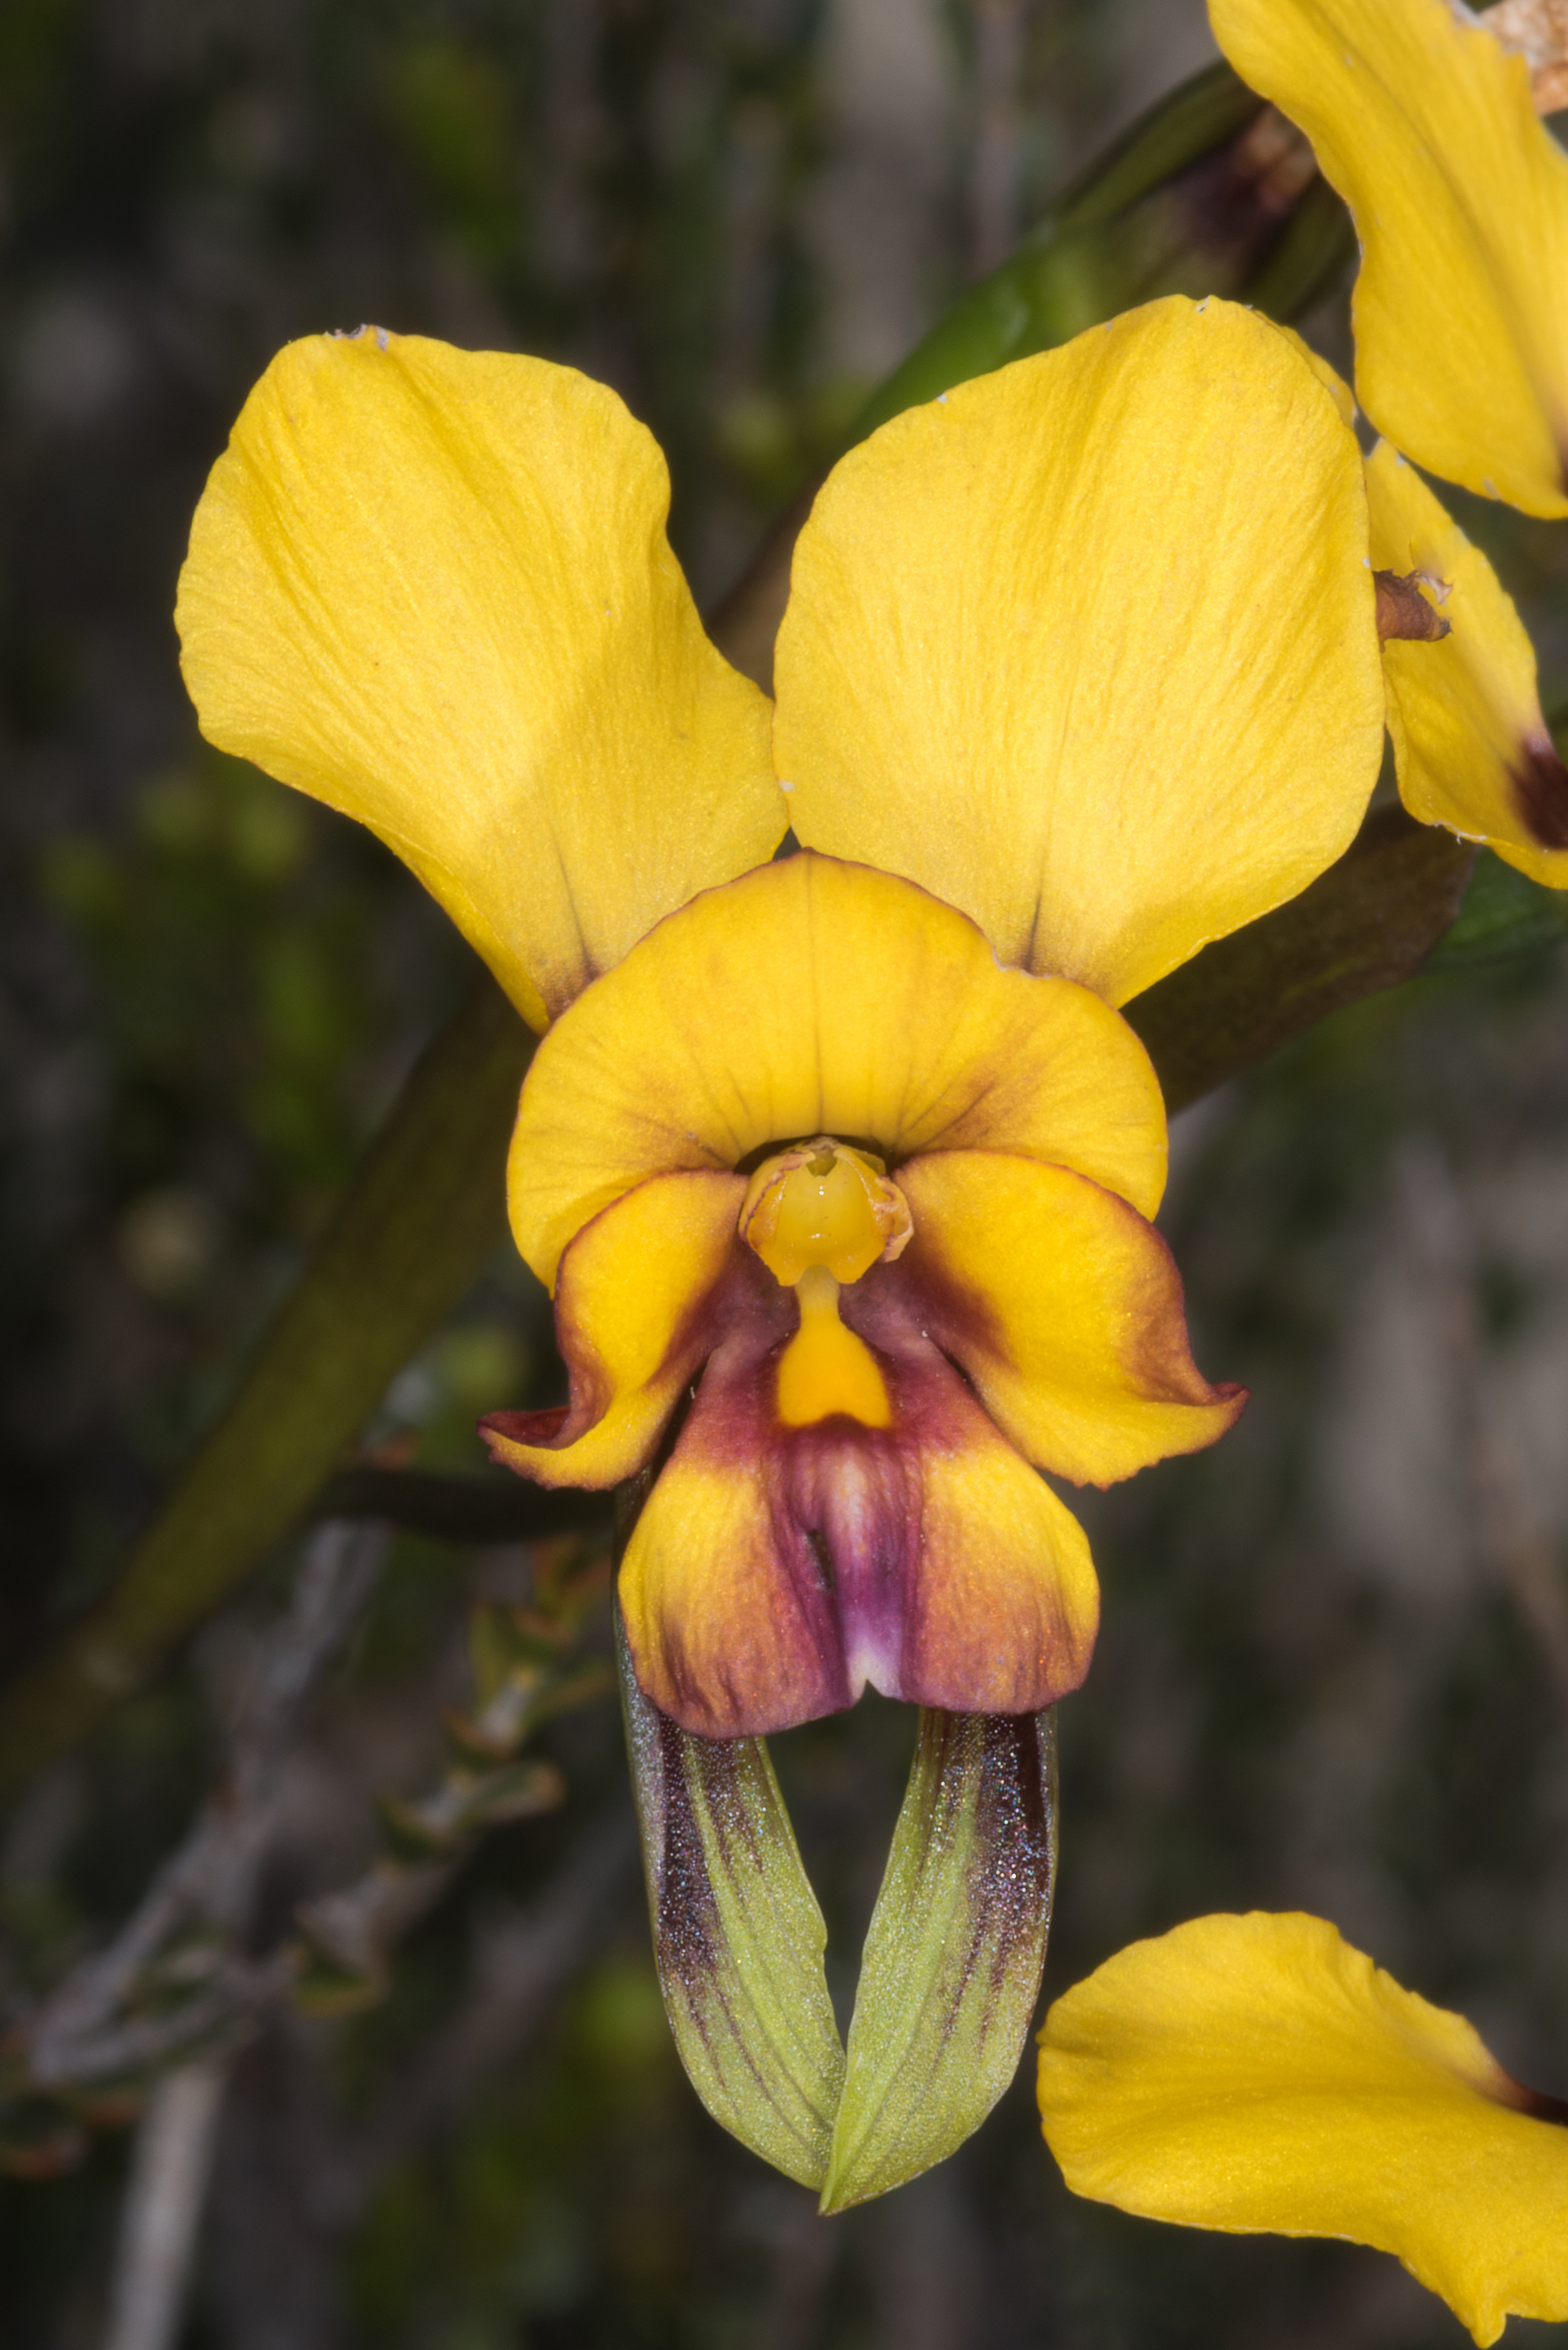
[776,1268,892,1429]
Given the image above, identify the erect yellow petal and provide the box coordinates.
[176,329,782,1031]
[1210,0,1568,518]
[1037,1911,1568,2349]
[509,854,1168,1289]
[481,1169,743,1491]
[1268,324,1355,430]
[896,1151,1244,1487]
[1367,440,1568,887]
[773,296,1384,1008]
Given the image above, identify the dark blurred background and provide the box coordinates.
[4,3,1568,2345]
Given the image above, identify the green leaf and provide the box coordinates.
[1424,847,1568,970]
[820,1708,1057,2214]
[617,1612,844,2190]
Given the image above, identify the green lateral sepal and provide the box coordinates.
[617,1611,845,2189]
[820,1707,1058,2213]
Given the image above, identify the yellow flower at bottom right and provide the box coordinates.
[1037,1910,1568,2347]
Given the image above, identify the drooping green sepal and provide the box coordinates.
[616,1612,845,2189]
[820,1708,1058,2213]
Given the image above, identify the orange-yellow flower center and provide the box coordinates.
[738,1138,912,1429]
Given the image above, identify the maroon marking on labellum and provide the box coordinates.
[620,1249,1096,1737]
[1374,570,1451,643]
[1512,733,1568,851]
[871,1171,1241,1434]
[482,1215,776,1481]
[482,1401,570,1453]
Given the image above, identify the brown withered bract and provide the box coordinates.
[1485,0,1568,115]
[1374,568,1451,642]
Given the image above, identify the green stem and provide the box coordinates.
[0,972,531,1802]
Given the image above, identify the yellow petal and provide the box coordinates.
[774,296,1384,1006]
[1037,1910,1568,2348]
[509,853,1168,1289]
[482,1169,743,1489]
[896,1151,1244,1486]
[1210,0,1568,518]
[176,329,783,1030]
[1367,440,1568,886]
[1269,325,1356,430]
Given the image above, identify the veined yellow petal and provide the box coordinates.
[509,854,1168,1289]
[1268,323,1355,430]
[775,297,1384,1008]
[1210,0,1568,518]
[896,1151,1245,1486]
[1367,440,1568,886]
[482,1169,743,1489]
[176,329,783,1031]
[1037,1911,1568,2348]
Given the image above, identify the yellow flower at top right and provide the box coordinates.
[1212,0,1568,884]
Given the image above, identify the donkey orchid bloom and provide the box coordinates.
[1037,1911,1568,2347]
[177,295,1387,1740]
[1210,0,1568,881]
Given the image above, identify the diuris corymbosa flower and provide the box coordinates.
[181,292,1475,2204]
[176,295,1387,1748]
[1212,0,1568,885]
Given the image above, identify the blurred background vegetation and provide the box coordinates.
[4,1,1568,2345]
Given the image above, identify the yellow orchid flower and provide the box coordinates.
[177,294,1387,1742]
[1210,0,1568,518]
[1210,0,1568,886]
[1036,1910,1568,2347]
